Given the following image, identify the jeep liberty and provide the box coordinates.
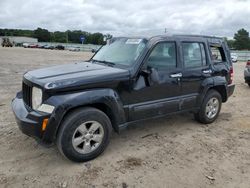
[12,35,235,162]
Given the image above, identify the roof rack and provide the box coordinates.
[173,34,223,40]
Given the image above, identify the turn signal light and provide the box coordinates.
[229,67,233,84]
[42,118,48,131]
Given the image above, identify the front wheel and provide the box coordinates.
[194,90,222,124]
[57,107,112,162]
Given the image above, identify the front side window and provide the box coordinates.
[92,38,147,66]
[182,42,206,68]
[147,42,177,69]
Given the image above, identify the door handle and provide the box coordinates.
[170,73,182,78]
[202,69,212,74]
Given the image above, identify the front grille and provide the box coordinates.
[22,82,32,108]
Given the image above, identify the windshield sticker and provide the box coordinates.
[125,39,142,44]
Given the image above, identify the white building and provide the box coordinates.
[0,36,38,45]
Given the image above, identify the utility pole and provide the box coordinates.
[165,28,167,34]
[66,31,69,43]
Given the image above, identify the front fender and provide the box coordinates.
[42,89,126,143]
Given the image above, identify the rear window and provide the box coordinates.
[210,46,226,63]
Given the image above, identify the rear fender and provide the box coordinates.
[198,76,228,106]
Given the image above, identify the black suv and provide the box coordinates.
[12,35,235,162]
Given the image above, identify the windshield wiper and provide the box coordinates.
[91,59,115,67]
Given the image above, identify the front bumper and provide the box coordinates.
[11,92,51,144]
[244,68,250,83]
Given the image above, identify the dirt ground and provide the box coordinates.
[0,47,250,188]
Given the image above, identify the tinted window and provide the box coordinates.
[182,42,206,68]
[147,42,176,69]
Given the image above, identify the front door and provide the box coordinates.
[128,41,182,121]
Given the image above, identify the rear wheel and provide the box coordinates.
[57,107,112,162]
[194,90,222,124]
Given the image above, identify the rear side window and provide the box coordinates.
[147,42,177,70]
[182,42,206,68]
[210,46,226,63]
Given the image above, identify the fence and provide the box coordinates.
[231,50,250,61]
[37,42,101,52]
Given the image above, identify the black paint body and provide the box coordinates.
[12,35,235,145]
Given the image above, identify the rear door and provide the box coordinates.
[180,41,210,110]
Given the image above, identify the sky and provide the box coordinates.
[0,0,249,38]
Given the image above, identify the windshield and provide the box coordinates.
[92,38,147,66]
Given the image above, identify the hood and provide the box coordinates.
[24,61,130,91]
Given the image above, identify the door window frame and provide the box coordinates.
[141,40,181,72]
[180,41,208,69]
[209,44,227,64]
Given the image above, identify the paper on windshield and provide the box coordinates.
[125,39,142,44]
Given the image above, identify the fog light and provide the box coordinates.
[37,104,55,113]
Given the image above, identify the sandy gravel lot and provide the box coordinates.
[0,47,250,188]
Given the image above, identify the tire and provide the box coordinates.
[248,83,250,87]
[194,90,222,124]
[57,107,112,162]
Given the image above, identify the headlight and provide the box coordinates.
[32,87,42,109]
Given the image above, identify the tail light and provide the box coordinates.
[246,60,250,66]
[229,67,233,84]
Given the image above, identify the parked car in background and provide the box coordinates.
[1,38,13,47]
[55,45,65,50]
[37,44,46,49]
[12,35,235,162]
[91,47,101,53]
[231,53,238,63]
[23,43,29,48]
[69,46,81,52]
[244,60,250,87]
[28,44,38,48]
[44,45,55,50]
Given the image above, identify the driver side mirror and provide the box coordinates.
[140,67,160,85]
[140,68,151,77]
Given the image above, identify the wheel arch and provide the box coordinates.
[59,103,121,134]
[209,85,227,102]
[199,76,228,105]
[42,89,126,143]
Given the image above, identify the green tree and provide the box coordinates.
[227,39,235,49]
[34,28,51,42]
[53,31,67,43]
[67,30,89,43]
[224,37,235,49]
[234,28,250,50]
[90,33,104,45]
[0,28,106,45]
